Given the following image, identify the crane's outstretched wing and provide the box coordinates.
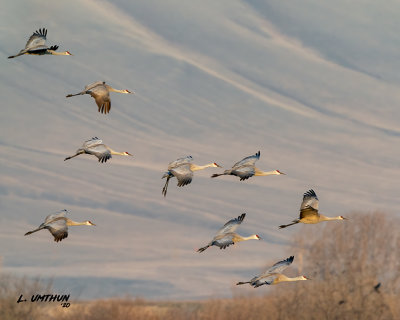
[25,28,47,50]
[86,144,111,163]
[232,151,260,169]
[85,81,105,91]
[44,209,68,224]
[231,167,256,181]
[168,156,193,170]
[251,275,277,287]
[81,137,103,148]
[213,235,235,249]
[261,256,294,276]
[87,85,111,114]
[299,189,319,219]
[216,213,246,235]
[46,219,68,242]
[170,164,193,187]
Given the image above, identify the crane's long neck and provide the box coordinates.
[48,50,70,56]
[235,234,259,242]
[190,163,215,171]
[67,220,88,226]
[319,214,342,221]
[109,148,128,156]
[108,87,130,94]
[254,168,279,176]
[282,275,307,282]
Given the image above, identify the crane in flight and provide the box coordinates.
[197,213,261,252]
[8,28,72,58]
[211,151,285,181]
[279,189,347,229]
[24,209,95,242]
[66,81,133,114]
[236,256,309,287]
[64,137,132,163]
[162,156,221,197]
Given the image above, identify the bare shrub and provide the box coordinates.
[0,272,52,320]
[269,211,400,320]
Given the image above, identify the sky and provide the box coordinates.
[1,0,400,300]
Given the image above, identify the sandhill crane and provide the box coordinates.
[8,28,72,59]
[197,213,261,252]
[24,209,95,242]
[279,189,347,229]
[211,151,285,181]
[236,256,309,287]
[162,156,221,197]
[64,137,132,163]
[66,81,133,114]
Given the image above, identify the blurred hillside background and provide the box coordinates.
[1,0,400,306]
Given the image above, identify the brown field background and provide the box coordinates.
[1,211,399,320]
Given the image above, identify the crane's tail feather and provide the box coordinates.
[197,245,210,253]
[279,220,299,229]
[162,176,171,197]
[236,281,251,285]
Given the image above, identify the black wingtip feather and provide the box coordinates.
[304,189,316,198]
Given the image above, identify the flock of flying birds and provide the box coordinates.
[10,28,348,289]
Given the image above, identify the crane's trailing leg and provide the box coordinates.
[66,91,86,98]
[24,226,45,236]
[8,51,25,59]
[236,281,251,285]
[162,173,172,197]
[64,150,84,161]
[197,244,210,253]
[279,220,300,229]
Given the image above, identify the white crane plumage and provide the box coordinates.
[162,156,221,197]
[64,137,132,163]
[197,213,261,252]
[211,151,285,181]
[279,189,347,229]
[236,256,309,287]
[66,81,133,114]
[8,28,72,59]
[24,209,95,242]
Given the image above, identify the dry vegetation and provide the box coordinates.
[2,211,399,320]
[0,273,52,320]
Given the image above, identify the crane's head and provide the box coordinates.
[86,221,96,226]
[213,162,222,168]
[301,276,310,281]
[123,152,133,156]
[123,89,133,94]
[339,215,347,220]
[65,51,72,56]
[256,234,262,240]
[275,170,286,175]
